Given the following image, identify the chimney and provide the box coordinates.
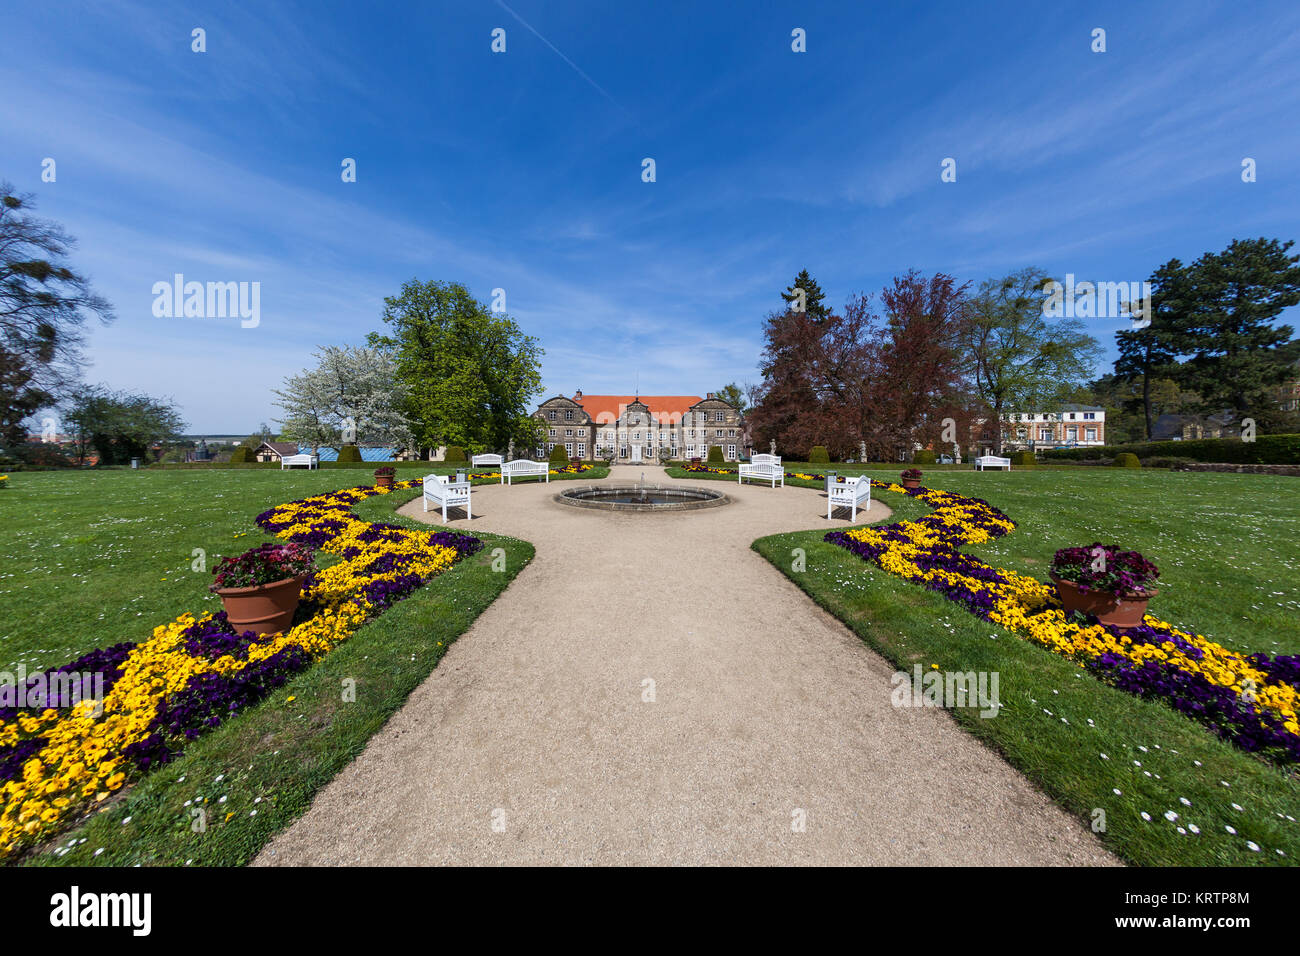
[574,389,583,400]
[706,392,715,400]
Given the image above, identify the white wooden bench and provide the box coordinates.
[500,459,550,485]
[471,453,503,470]
[422,474,472,522]
[280,453,318,470]
[738,453,784,488]
[973,455,1011,471]
[827,475,871,520]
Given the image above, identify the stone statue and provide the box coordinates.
[507,439,515,460]
[859,440,866,462]
[769,439,776,456]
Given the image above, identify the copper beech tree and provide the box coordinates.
[749,270,972,460]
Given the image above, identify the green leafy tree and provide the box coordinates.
[62,386,186,465]
[714,382,749,414]
[962,268,1103,453]
[1168,238,1300,426]
[0,345,52,451]
[368,280,544,453]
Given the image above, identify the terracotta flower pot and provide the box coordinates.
[1050,574,1155,630]
[216,575,306,637]
[375,474,394,489]
[902,478,921,489]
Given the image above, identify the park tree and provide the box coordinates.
[368,280,544,454]
[876,270,971,458]
[1114,259,1186,439]
[780,268,830,321]
[0,345,52,451]
[0,184,114,417]
[61,386,186,466]
[1165,238,1300,426]
[273,345,413,454]
[714,382,750,415]
[961,268,1102,452]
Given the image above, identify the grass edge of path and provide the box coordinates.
[750,520,1299,868]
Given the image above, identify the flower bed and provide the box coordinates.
[824,480,1300,764]
[0,478,481,857]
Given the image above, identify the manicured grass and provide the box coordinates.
[0,466,599,673]
[672,466,1300,656]
[21,487,533,867]
[749,476,1300,866]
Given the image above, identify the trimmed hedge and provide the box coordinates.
[706,445,725,463]
[336,444,363,464]
[229,445,255,464]
[443,445,467,463]
[1011,451,1037,468]
[808,445,830,464]
[1114,452,1141,468]
[1040,434,1300,465]
[913,449,937,465]
[548,444,570,464]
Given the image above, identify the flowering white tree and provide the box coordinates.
[273,346,413,454]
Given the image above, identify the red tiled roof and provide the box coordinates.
[573,394,703,424]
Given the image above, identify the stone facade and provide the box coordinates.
[533,391,747,462]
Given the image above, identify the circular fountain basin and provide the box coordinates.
[556,484,729,512]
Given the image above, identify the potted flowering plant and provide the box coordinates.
[374,465,396,489]
[210,542,315,636]
[1049,542,1159,629]
[900,468,923,489]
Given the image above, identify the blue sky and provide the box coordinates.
[3,0,1298,433]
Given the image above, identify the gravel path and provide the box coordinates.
[255,466,1116,866]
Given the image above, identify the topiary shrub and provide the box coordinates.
[548,444,570,464]
[1011,451,1037,468]
[1114,452,1141,468]
[808,445,830,464]
[443,445,467,464]
[913,449,937,465]
[336,444,363,464]
[229,445,254,464]
[706,445,725,463]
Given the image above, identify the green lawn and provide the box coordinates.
[0,465,596,673]
[11,483,534,866]
[737,467,1299,866]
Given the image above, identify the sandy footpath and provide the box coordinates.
[254,466,1115,866]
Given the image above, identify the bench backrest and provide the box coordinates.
[751,454,781,468]
[503,458,545,471]
[471,454,503,466]
[977,455,1010,465]
[283,454,315,464]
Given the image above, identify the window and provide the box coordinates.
[577,443,586,458]
[547,442,555,452]
[547,410,556,420]
[1068,413,1076,420]
[1083,412,1095,420]
[548,428,556,437]
[726,444,736,459]
[565,428,573,437]
[565,442,573,456]
[686,444,696,456]
[728,429,736,437]
[1039,428,1051,441]
[1067,426,1078,440]
[1085,428,1097,441]
[565,409,573,420]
